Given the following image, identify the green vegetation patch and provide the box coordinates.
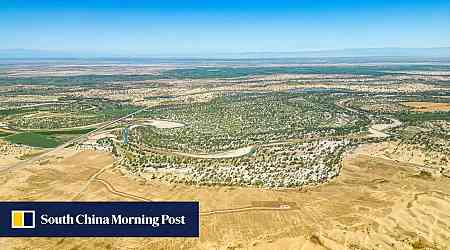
[0,131,13,137]
[35,128,95,135]
[397,111,450,125]
[133,92,367,152]
[5,100,139,130]
[0,75,161,86]
[5,132,61,148]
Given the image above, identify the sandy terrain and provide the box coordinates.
[87,132,116,141]
[143,119,186,129]
[4,65,172,77]
[0,142,449,249]
[368,118,402,138]
[171,145,255,159]
[357,141,450,174]
[129,124,143,130]
[0,140,43,168]
[402,101,450,112]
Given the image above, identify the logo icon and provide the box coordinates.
[11,210,35,229]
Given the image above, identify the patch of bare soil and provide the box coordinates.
[359,141,450,173]
[142,119,186,129]
[171,145,255,159]
[402,101,450,112]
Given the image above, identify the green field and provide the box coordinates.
[34,128,95,135]
[0,131,13,137]
[3,127,96,148]
[5,132,61,148]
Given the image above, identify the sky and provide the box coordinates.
[1,0,450,55]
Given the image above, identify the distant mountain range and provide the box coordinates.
[1,47,450,59]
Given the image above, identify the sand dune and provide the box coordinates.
[142,119,186,129]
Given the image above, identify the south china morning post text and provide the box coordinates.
[40,213,186,227]
[0,202,199,237]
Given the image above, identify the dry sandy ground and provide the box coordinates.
[0,146,450,249]
[402,102,450,112]
[368,118,402,138]
[358,141,450,174]
[128,119,185,132]
[170,146,255,159]
[143,119,186,129]
[0,140,43,168]
[87,132,116,141]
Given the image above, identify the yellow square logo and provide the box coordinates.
[11,210,35,229]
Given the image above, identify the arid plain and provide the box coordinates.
[0,144,449,249]
[1,61,450,249]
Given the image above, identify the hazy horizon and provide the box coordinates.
[2,47,450,60]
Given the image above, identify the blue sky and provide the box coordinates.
[1,0,449,55]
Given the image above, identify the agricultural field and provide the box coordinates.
[401,101,450,112]
[5,132,61,148]
[0,131,12,137]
